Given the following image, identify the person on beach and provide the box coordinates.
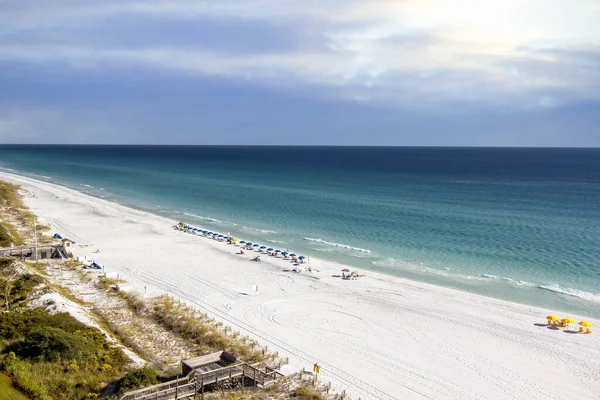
[237,249,245,255]
[252,256,261,262]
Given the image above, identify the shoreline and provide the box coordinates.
[2,171,599,399]
[3,168,598,318]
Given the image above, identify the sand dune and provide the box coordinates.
[3,172,599,400]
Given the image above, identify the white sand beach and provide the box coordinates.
[3,171,599,400]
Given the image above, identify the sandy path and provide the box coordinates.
[3,172,599,400]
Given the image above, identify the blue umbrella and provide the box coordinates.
[218,234,224,237]
[239,241,246,244]
[282,251,289,255]
[274,250,281,253]
[207,232,213,235]
[289,253,297,257]
[246,242,253,246]
[260,246,267,249]
[224,236,229,239]
[267,248,274,251]
[298,256,306,259]
[213,233,219,236]
[253,244,260,247]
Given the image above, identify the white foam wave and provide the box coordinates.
[304,237,371,253]
[539,284,600,303]
[183,212,222,223]
[265,239,285,244]
[482,274,498,279]
[241,226,276,234]
[516,281,535,287]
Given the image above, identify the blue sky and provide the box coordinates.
[0,0,599,146]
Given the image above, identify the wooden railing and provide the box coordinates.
[118,376,193,400]
[119,362,284,400]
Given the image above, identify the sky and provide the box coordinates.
[0,0,599,146]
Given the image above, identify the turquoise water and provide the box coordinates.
[1,145,599,316]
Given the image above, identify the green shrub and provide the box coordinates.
[0,224,12,247]
[9,326,97,362]
[118,367,159,392]
[0,310,88,341]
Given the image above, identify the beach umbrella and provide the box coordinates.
[561,318,575,324]
[267,248,274,251]
[274,250,281,253]
[253,244,260,247]
[239,241,246,244]
[579,321,592,327]
[341,268,350,272]
[282,251,289,255]
[260,246,267,249]
[246,242,253,246]
[289,253,297,257]
[207,232,213,235]
[546,315,559,321]
[298,256,306,260]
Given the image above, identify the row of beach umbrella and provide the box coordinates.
[182,225,306,260]
[546,315,593,333]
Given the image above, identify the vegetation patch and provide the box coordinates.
[0,372,28,400]
[148,295,264,363]
[117,367,159,393]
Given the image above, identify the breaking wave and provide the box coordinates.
[183,212,222,223]
[304,237,371,253]
[538,285,600,303]
[241,226,276,234]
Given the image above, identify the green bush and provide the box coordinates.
[118,367,159,392]
[8,326,97,362]
[0,224,12,246]
[0,310,88,341]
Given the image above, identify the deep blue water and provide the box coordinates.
[1,145,599,316]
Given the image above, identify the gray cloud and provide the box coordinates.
[0,0,599,111]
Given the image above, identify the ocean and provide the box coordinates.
[1,145,599,317]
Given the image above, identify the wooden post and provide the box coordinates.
[253,368,257,387]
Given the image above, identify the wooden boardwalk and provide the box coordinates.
[119,363,283,400]
[0,244,67,260]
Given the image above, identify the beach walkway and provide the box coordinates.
[0,244,67,260]
[118,362,282,400]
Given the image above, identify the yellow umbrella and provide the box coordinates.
[579,321,592,327]
[561,318,575,324]
[232,238,239,242]
[547,315,559,321]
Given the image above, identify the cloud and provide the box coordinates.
[0,0,599,111]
